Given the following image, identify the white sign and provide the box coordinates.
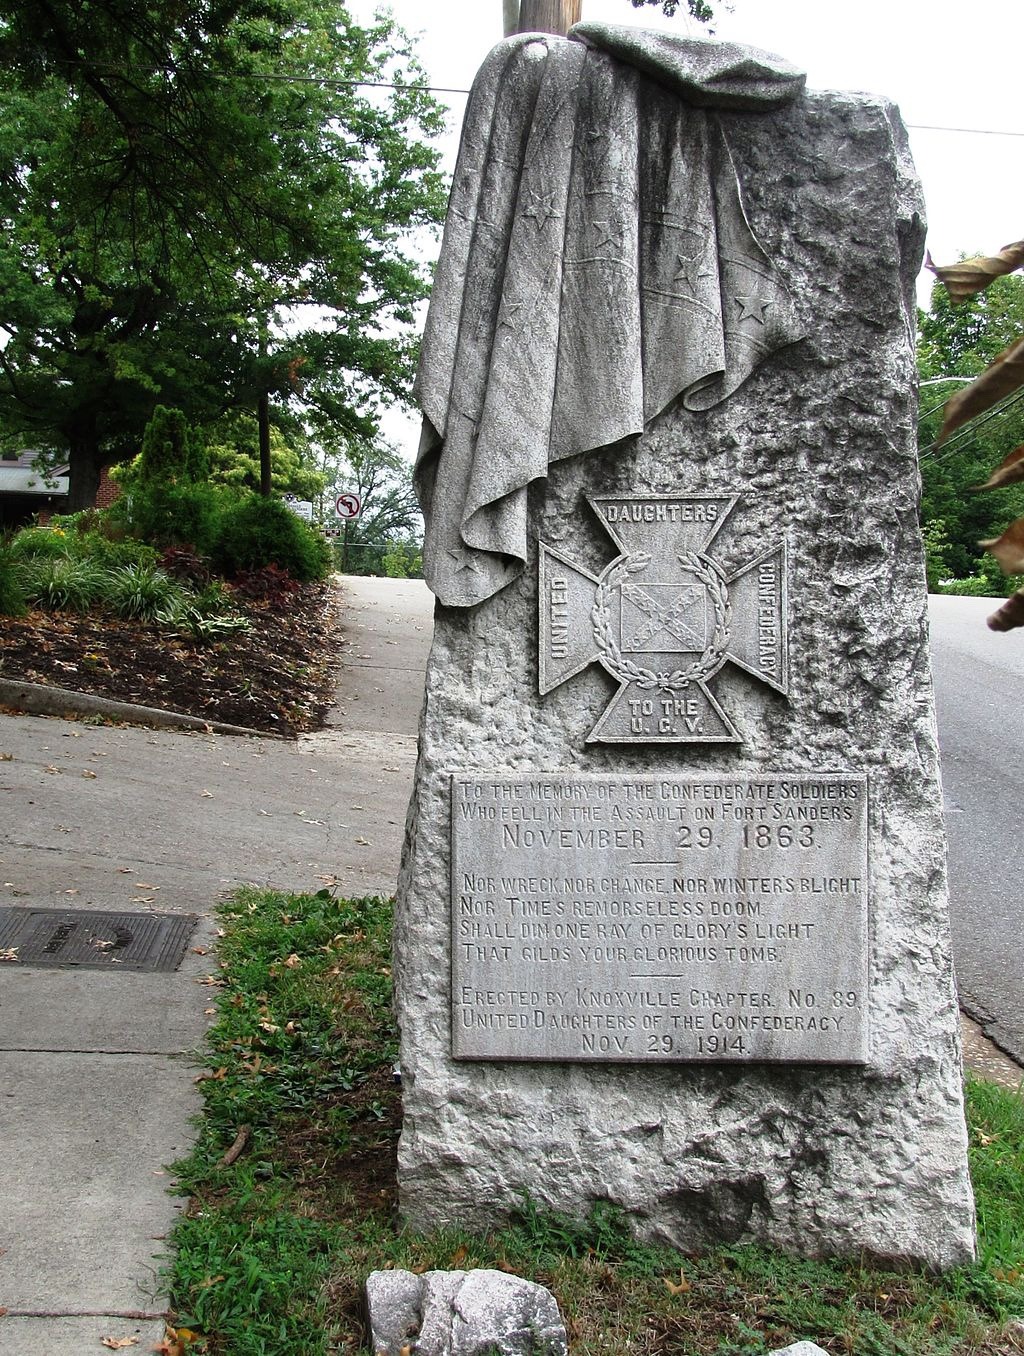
[335,492,362,520]
[282,496,313,522]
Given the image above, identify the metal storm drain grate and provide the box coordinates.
[0,907,199,972]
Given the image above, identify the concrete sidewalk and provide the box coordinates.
[0,574,434,1354]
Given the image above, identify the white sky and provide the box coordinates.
[346,0,1023,451]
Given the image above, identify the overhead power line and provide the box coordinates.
[919,387,1024,465]
[36,58,1024,132]
[907,124,1024,139]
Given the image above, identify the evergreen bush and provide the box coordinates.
[117,482,236,556]
[137,405,208,485]
[215,496,330,582]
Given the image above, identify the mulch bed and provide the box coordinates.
[0,581,341,736]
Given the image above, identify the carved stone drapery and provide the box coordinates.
[414,24,806,607]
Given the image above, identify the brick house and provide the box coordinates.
[0,451,120,528]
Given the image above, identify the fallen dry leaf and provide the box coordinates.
[0,752,12,761]
[82,769,97,779]
[939,335,1024,445]
[152,1326,194,1356]
[0,948,19,962]
[663,1267,691,1296]
[194,1067,228,1083]
[101,1334,140,1348]
[927,240,1024,303]
[283,953,301,968]
[355,836,371,846]
[981,517,1024,574]
[201,789,213,798]
[971,444,1024,492]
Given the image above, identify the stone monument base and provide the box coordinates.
[395,85,975,1269]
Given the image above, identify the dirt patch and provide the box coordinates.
[0,582,341,736]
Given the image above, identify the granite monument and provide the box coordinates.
[395,22,975,1268]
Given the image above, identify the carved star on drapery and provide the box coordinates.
[734,295,771,323]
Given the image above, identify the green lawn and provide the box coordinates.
[164,888,1024,1356]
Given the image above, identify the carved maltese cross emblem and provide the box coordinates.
[538,495,788,743]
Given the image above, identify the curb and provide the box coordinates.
[0,677,278,739]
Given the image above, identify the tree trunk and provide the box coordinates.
[258,313,272,495]
[66,425,102,512]
[503,0,520,35]
[258,391,272,496]
[515,0,581,35]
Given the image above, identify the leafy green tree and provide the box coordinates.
[508,0,713,33]
[204,413,327,502]
[918,273,1024,579]
[628,0,714,20]
[0,0,445,508]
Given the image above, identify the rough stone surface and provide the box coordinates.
[365,1269,567,1356]
[768,1345,832,1356]
[395,85,976,1268]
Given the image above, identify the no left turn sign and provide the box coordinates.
[335,492,362,520]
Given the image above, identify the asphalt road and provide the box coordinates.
[929,594,1024,1064]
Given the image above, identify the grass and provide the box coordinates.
[164,888,1024,1356]
[5,529,251,636]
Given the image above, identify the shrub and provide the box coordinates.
[231,562,302,609]
[382,541,422,579]
[48,508,103,536]
[117,481,236,556]
[0,548,27,617]
[77,532,158,571]
[215,495,330,582]
[7,526,74,560]
[137,405,208,485]
[940,575,1001,597]
[14,556,109,611]
[159,545,213,587]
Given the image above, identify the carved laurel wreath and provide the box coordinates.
[591,551,731,692]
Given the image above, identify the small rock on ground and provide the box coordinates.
[366,1268,567,1356]
[769,1344,832,1356]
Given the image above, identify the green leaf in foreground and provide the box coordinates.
[165,887,1024,1356]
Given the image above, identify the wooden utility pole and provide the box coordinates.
[511,0,582,36]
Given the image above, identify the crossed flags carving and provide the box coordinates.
[538,495,788,744]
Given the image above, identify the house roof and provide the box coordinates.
[0,450,69,496]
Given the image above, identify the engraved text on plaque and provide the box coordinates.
[452,774,869,1063]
